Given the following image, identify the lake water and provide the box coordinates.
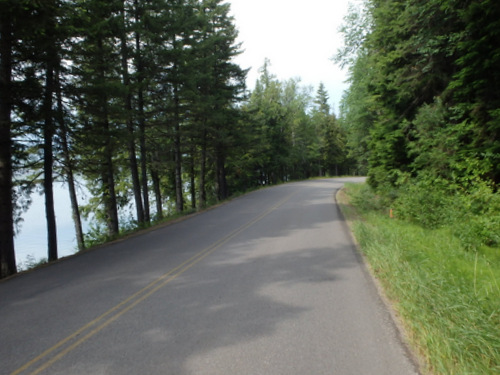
[13,183,87,269]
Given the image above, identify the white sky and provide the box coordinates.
[228,0,351,113]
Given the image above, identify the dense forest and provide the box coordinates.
[337,0,499,250]
[0,0,348,278]
[2,0,499,278]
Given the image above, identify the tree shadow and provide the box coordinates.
[74,238,359,374]
[2,179,392,375]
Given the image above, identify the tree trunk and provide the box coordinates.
[43,53,58,262]
[120,1,144,225]
[0,14,17,277]
[173,82,183,213]
[216,146,228,201]
[60,127,85,252]
[134,5,150,223]
[102,144,119,237]
[139,97,150,222]
[126,127,144,225]
[56,68,85,251]
[199,128,207,209]
[98,37,119,237]
[151,166,163,220]
[189,144,196,210]
[102,115,119,237]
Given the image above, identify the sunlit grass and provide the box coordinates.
[340,183,500,375]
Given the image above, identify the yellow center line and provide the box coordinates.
[11,188,300,375]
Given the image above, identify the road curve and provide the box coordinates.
[0,178,418,375]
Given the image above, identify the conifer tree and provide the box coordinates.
[0,0,18,277]
[338,0,500,188]
[71,0,123,237]
[196,0,246,201]
[40,0,60,261]
[312,83,346,176]
[132,0,151,222]
[119,0,145,225]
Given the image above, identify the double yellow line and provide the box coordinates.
[11,189,299,375]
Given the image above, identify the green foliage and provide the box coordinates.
[347,175,500,251]
[243,63,349,184]
[351,173,500,250]
[17,254,48,272]
[452,185,500,250]
[392,177,457,229]
[0,0,352,273]
[345,182,390,214]
[311,83,348,176]
[391,177,500,249]
[338,0,500,190]
[334,1,372,69]
[2,0,253,272]
[343,183,500,375]
[336,1,500,370]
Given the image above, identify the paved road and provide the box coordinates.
[0,178,418,375]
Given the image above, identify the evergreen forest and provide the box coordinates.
[2,2,499,373]
[0,0,348,277]
[1,0,499,278]
[336,2,500,372]
[337,0,499,251]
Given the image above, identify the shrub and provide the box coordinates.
[343,184,500,374]
[346,182,392,214]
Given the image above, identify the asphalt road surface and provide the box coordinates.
[0,178,419,375]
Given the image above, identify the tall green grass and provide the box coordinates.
[341,183,500,375]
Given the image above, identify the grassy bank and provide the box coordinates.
[338,183,500,375]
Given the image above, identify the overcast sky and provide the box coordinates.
[228,0,351,113]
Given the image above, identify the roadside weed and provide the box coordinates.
[341,183,500,375]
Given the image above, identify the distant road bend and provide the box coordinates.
[0,178,419,375]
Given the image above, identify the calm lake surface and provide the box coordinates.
[14,183,86,269]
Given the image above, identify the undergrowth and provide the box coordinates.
[341,182,500,375]
[17,254,48,272]
[83,208,198,248]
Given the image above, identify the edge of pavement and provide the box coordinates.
[335,187,425,375]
